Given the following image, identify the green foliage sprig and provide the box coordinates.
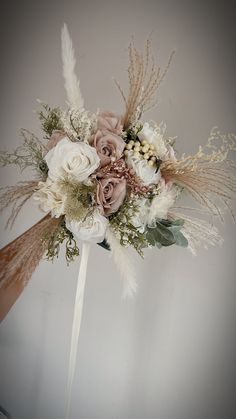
[146,219,188,248]
[123,124,143,143]
[38,103,63,137]
[109,198,149,256]
[44,219,80,264]
[60,179,96,222]
[0,129,48,178]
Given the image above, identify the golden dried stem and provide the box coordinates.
[0,214,62,291]
[115,39,174,129]
[0,180,38,228]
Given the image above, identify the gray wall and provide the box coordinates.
[0,1,236,418]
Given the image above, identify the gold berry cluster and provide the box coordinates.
[124,139,158,167]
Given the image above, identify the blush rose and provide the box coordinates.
[92,130,125,167]
[97,175,126,216]
[97,111,123,134]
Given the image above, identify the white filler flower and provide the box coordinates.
[147,182,178,226]
[45,137,100,182]
[66,210,108,243]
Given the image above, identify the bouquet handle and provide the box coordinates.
[66,242,90,419]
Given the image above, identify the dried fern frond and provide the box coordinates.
[0,129,48,176]
[0,180,39,228]
[115,39,174,129]
[161,130,236,220]
[0,214,62,291]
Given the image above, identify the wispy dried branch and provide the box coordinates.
[0,180,39,228]
[114,39,175,129]
[0,214,62,290]
[161,129,236,220]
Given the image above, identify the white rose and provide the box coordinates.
[138,122,167,158]
[34,178,66,217]
[126,153,161,185]
[66,210,108,243]
[45,138,100,182]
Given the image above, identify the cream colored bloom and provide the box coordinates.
[138,122,168,158]
[34,179,66,217]
[45,137,100,182]
[126,153,161,185]
[147,181,178,226]
[130,198,148,233]
[66,210,108,243]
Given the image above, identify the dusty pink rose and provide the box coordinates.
[92,130,125,167]
[97,175,126,216]
[47,130,66,150]
[97,111,123,134]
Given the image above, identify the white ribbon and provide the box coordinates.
[66,242,90,419]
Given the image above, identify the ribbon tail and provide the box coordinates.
[65,242,90,419]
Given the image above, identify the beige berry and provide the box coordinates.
[142,145,149,153]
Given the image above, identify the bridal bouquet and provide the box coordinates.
[0,23,235,419]
[0,25,235,301]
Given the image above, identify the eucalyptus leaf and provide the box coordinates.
[170,219,185,227]
[97,239,111,251]
[146,222,175,247]
[171,230,188,247]
[146,230,156,246]
[146,218,187,249]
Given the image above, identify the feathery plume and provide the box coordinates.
[105,227,137,298]
[169,212,223,255]
[0,214,62,291]
[61,23,84,110]
[114,39,174,129]
[147,185,179,226]
[0,180,38,228]
[161,130,236,220]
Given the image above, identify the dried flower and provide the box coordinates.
[66,210,108,243]
[91,130,125,167]
[34,178,66,218]
[97,175,127,216]
[97,111,123,134]
[45,138,100,182]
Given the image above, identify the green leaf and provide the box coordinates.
[171,230,188,247]
[146,230,156,246]
[97,239,111,251]
[170,219,185,227]
[159,218,184,228]
[146,222,176,247]
[145,218,188,249]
